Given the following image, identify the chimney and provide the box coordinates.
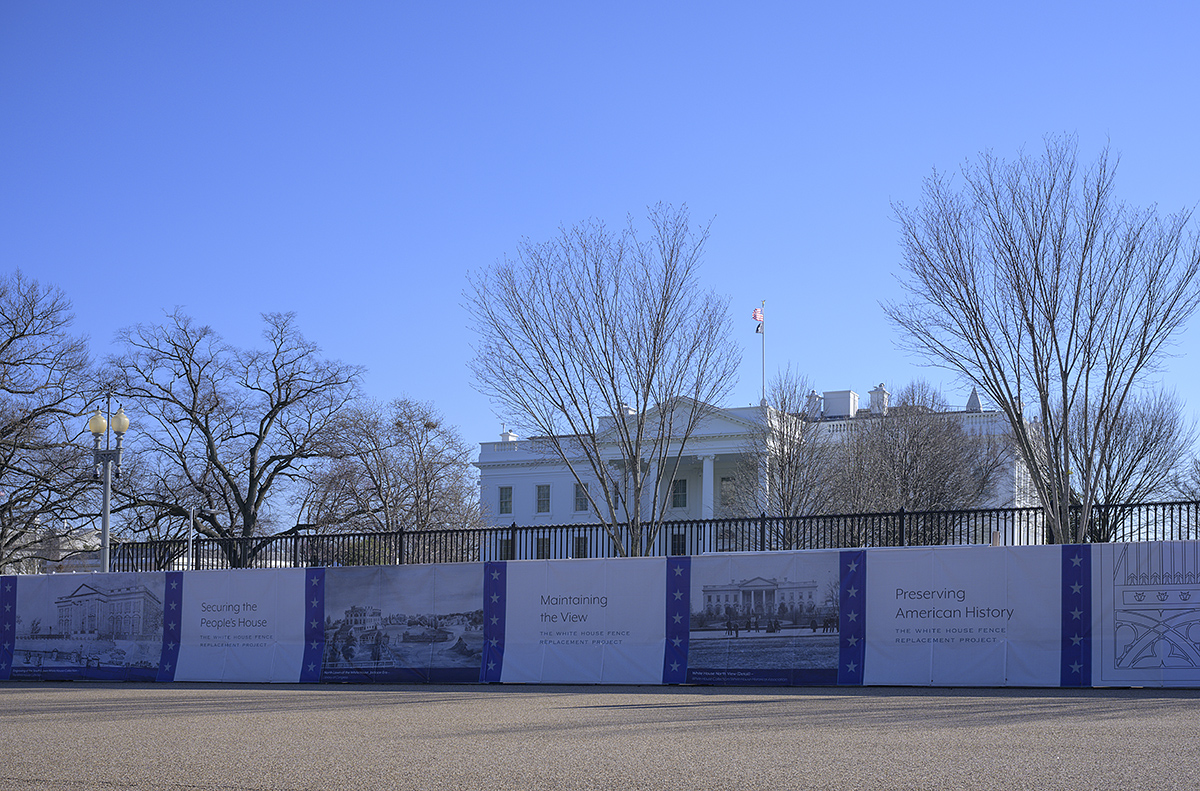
[822,390,858,419]
[500,426,518,442]
[805,389,823,418]
[869,383,889,416]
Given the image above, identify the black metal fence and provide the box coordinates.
[106,500,1200,572]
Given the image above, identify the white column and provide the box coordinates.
[701,454,715,519]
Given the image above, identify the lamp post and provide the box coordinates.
[88,397,130,572]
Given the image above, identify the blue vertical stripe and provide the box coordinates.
[481,562,506,682]
[156,572,183,682]
[300,568,325,683]
[663,557,690,684]
[1060,545,1092,687]
[0,576,15,681]
[838,550,866,685]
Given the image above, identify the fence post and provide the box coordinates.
[397,529,405,565]
[509,521,518,561]
[898,507,906,547]
[759,512,767,552]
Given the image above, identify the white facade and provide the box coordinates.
[475,386,1034,531]
[475,405,766,530]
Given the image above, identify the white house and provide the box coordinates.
[475,384,1035,540]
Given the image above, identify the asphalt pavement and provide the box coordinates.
[2,682,1198,790]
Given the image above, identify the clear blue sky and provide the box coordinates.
[3,2,1199,449]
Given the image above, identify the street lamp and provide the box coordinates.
[89,397,130,572]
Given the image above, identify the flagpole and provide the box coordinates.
[760,300,766,407]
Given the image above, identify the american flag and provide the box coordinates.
[751,307,763,322]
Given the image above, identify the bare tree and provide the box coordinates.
[297,398,485,535]
[108,310,361,565]
[0,272,95,572]
[887,137,1200,543]
[828,382,1011,520]
[721,369,840,548]
[1172,456,1200,506]
[1079,388,1194,541]
[468,205,740,556]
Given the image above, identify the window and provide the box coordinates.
[671,479,687,509]
[536,537,552,560]
[573,536,589,559]
[536,484,551,513]
[670,531,687,556]
[498,486,512,516]
[574,482,589,512]
[720,477,734,508]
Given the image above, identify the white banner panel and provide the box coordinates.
[1093,542,1200,687]
[500,557,665,684]
[864,546,1060,686]
[175,569,306,682]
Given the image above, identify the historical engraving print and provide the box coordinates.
[11,572,164,680]
[322,564,484,682]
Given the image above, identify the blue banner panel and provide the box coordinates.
[663,557,690,683]
[156,572,183,682]
[481,562,506,682]
[1,576,15,680]
[1060,545,1092,687]
[300,568,325,683]
[838,551,865,685]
